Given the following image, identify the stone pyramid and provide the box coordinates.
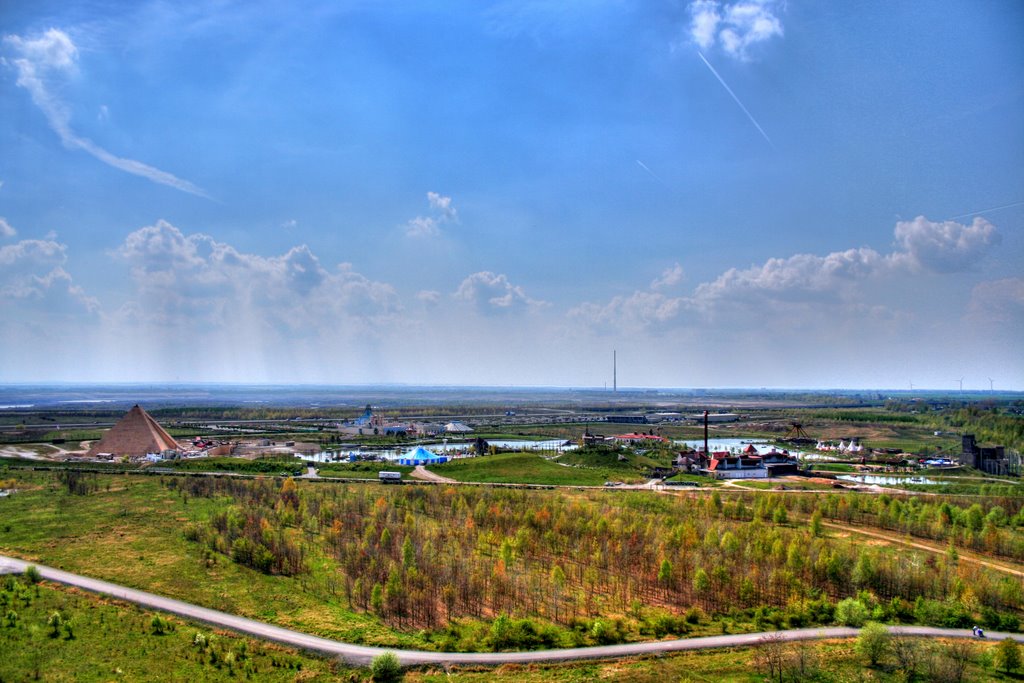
[86,404,180,457]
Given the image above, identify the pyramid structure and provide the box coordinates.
[87,404,180,457]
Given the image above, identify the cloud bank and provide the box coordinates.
[0,214,1015,387]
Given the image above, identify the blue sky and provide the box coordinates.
[1,0,1022,389]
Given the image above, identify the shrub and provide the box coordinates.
[150,615,172,635]
[370,652,403,682]
[24,566,41,583]
[856,622,890,666]
[835,598,869,627]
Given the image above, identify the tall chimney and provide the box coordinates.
[703,410,709,463]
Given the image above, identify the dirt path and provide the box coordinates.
[411,465,456,484]
[822,521,1024,578]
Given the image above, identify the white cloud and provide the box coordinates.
[891,216,1000,272]
[3,29,208,198]
[406,191,457,238]
[694,247,885,306]
[687,0,783,60]
[0,218,16,238]
[281,218,298,229]
[651,263,685,289]
[689,0,721,49]
[0,237,97,314]
[573,216,1002,331]
[115,219,400,330]
[427,191,457,221]
[454,271,545,314]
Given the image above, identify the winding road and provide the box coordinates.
[1,554,1020,668]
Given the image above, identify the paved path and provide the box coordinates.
[1,555,1020,668]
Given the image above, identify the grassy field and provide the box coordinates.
[427,452,643,485]
[0,573,346,681]
[0,470,429,650]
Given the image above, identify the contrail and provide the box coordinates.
[636,160,670,188]
[697,51,774,149]
[948,200,1024,221]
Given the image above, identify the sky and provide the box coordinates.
[1,0,1022,390]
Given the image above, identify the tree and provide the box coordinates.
[856,622,890,666]
[810,509,823,537]
[658,559,672,585]
[772,505,788,525]
[401,537,415,569]
[370,583,384,614]
[370,652,403,682]
[995,637,1021,673]
[693,568,710,594]
[47,611,63,638]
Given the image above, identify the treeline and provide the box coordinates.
[167,457,305,476]
[809,410,921,424]
[168,477,1024,637]
[941,405,1024,451]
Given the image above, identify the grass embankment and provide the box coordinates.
[162,457,305,476]
[316,461,415,479]
[0,573,344,681]
[427,452,640,485]
[811,463,856,473]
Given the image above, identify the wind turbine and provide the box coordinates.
[956,377,964,393]
[989,378,995,392]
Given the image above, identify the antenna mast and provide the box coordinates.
[613,350,617,393]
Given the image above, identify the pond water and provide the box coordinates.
[675,438,808,456]
[837,474,942,486]
[303,438,576,462]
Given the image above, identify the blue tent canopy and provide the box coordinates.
[398,446,449,466]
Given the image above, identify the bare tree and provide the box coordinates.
[784,637,819,680]
[943,639,976,683]
[752,632,786,683]
[924,639,976,683]
[889,631,923,681]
